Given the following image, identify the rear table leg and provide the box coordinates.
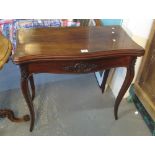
[100,69,110,93]
[29,75,35,101]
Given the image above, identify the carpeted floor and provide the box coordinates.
[0,74,151,136]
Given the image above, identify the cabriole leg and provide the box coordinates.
[114,59,136,120]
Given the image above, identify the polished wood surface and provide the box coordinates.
[12,26,144,131]
[0,34,30,122]
[100,69,110,93]
[13,26,143,63]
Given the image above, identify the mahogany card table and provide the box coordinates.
[12,26,144,131]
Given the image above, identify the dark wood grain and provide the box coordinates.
[12,26,144,132]
[13,26,144,64]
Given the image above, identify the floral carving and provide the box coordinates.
[64,63,97,73]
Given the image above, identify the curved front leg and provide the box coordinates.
[29,75,35,101]
[114,58,136,120]
[20,67,35,132]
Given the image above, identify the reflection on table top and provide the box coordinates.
[13,26,144,63]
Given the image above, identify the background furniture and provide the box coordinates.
[0,34,30,122]
[133,20,155,134]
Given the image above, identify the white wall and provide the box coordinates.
[110,19,153,98]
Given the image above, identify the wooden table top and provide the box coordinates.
[12,26,144,64]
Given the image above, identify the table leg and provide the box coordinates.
[29,75,35,101]
[0,109,30,122]
[101,69,110,93]
[21,69,35,132]
[114,60,135,120]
